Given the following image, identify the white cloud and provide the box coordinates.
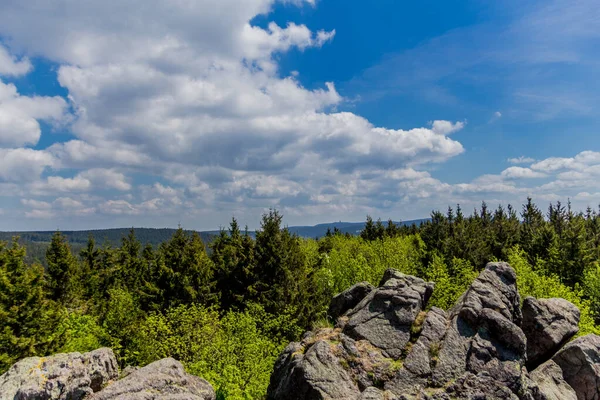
[430,120,465,135]
[25,209,55,219]
[21,199,52,209]
[501,167,547,179]
[507,156,535,164]
[0,80,69,147]
[0,148,56,182]
[80,169,131,191]
[2,0,598,228]
[0,44,32,77]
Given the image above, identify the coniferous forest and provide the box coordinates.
[2,198,600,399]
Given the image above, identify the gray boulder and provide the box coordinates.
[522,297,580,369]
[432,262,526,393]
[551,334,600,400]
[530,360,577,400]
[343,272,434,359]
[328,281,375,320]
[90,358,215,400]
[0,348,118,400]
[267,337,361,400]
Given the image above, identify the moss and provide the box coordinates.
[429,342,440,368]
[411,311,427,337]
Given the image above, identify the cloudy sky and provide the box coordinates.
[0,0,599,231]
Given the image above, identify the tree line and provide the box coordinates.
[1,199,600,399]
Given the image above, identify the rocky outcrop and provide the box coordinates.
[328,282,375,320]
[0,348,118,400]
[0,349,215,400]
[522,296,580,369]
[551,334,600,400]
[90,358,215,400]
[267,262,599,400]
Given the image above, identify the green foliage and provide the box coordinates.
[157,228,217,308]
[46,231,80,303]
[507,246,599,336]
[57,311,108,353]
[0,239,61,372]
[423,256,477,310]
[129,304,283,400]
[321,235,425,294]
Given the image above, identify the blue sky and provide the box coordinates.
[0,0,599,231]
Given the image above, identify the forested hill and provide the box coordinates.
[0,218,429,246]
[0,228,215,247]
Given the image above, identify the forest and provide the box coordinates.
[1,198,600,399]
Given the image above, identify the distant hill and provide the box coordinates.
[0,219,429,265]
[0,228,215,248]
[285,219,429,238]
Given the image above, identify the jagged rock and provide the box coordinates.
[551,334,600,400]
[90,358,215,400]
[267,338,361,400]
[343,272,434,359]
[0,348,118,400]
[443,372,520,399]
[432,262,526,394]
[522,297,580,369]
[530,360,577,400]
[328,281,375,320]
[268,262,594,400]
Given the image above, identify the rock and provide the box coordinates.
[90,358,215,400]
[343,272,434,359]
[451,262,522,327]
[267,338,361,400]
[328,282,375,320]
[530,360,577,400]
[268,262,598,400]
[403,307,447,376]
[443,372,520,400]
[432,262,525,392]
[551,334,600,400]
[0,348,118,400]
[522,297,580,369]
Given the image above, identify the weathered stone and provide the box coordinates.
[343,273,434,359]
[403,307,447,376]
[268,263,596,400]
[0,348,118,400]
[444,372,520,399]
[552,334,600,400]
[267,339,361,400]
[328,281,375,320]
[522,297,580,369]
[90,358,215,400]
[530,360,577,400]
[451,262,522,327]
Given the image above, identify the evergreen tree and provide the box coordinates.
[0,239,59,371]
[158,228,217,307]
[46,231,79,303]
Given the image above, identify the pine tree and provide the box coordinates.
[158,228,217,307]
[0,239,60,372]
[46,231,79,303]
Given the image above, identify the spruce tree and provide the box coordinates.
[46,231,79,303]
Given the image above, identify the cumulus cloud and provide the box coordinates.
[501,167,547,179]
[1,0,597,228]
[0,44,32,76]
[0,80,70,147]
[0,148,56,182]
